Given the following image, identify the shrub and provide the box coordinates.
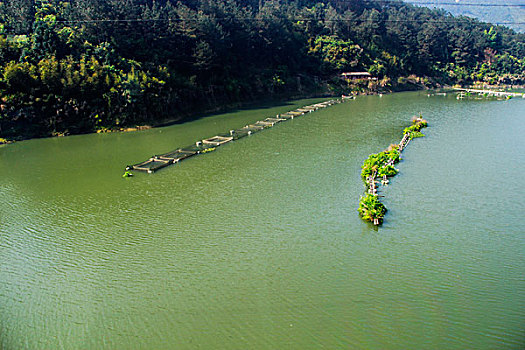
[378,164,398,177]
[409,131,425,139]
[358,193,387,223]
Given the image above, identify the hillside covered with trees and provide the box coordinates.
[1,0,524,140]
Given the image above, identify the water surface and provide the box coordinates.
[1,93,524,349]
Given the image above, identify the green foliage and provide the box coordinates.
[308,35,363,73]
[361,153,385,181]
[409,131,425,139]
[361,146,400,182]
[358,193,387,223]
[378,164,398,177]
[385,147,401,163]
[403,119,428,134]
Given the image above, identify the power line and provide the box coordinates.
[2,1,523,32]
[2,17,523,28]
[48,17,522,24]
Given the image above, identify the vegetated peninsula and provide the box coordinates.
[0,0,523,141]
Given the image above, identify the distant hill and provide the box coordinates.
[405,0,525,32]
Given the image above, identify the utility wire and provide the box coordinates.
[46,18,523,24]
[2,17,524,28]
[2,1,524,33]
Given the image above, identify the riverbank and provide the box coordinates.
[0,84,335,144]
[0,137,13,145]
[0,81,518,145]
[0,79,428,144]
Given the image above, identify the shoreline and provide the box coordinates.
[2,83,521,145]
[0,90,337,144]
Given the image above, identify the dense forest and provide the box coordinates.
[0,0,524,140]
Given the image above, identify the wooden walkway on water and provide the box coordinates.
[366,124,416,222]
[126,99,342,173]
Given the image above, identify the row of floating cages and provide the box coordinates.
[126,142,214,173]
[126,99,340,173]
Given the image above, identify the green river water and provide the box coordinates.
[1,92,524,349]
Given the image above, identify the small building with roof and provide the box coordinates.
[341,72,376,81]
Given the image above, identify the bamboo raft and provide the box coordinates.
[126,99,342,173]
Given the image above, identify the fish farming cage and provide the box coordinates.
[296,108,314,113]
[242,124,265,132]
[277,113,295,120]
[264,117,286,123]
[202,135,233,146]
[154,149,197,162]
[317,101,336,107]
[127,158,172,173]
[301,106,318,111]
[218,130,251,140]
[179,143,217,153]
[254,120,275,127]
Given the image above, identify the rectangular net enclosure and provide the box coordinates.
[243,124,265,132]
[179,143,216,153]
[254,120,275,127]
[127,158,172,173]
[264,117,286,124]
[300,106,318,111]
[202,135,233,146]
[155,149,197,162]
[219,130,251,140]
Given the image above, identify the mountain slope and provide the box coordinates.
[405,0,525,32]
